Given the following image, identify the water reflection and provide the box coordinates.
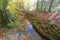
[26,24,42,40]
[0,24,43,40]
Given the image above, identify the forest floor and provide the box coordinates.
[0,25,45,40]
[0,11,60,40]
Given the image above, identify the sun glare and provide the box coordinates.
[30,0,37,3]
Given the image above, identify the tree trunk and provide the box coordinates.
[36,0,39,11]
[48,0,54,12]
[40,0,44,11]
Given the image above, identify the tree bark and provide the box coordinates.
[36,0,39,11]
[40,0,44,11]
[48,0,54,12]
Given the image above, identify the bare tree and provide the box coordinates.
[36,0,45,11]
[36,0,39,11]
[49,0,54,12]
[40,0,44,11]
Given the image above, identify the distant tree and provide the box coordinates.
[36,0,46,11]
[36,0,39,11]
[48,0,54,12]
[40,0,44,11]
